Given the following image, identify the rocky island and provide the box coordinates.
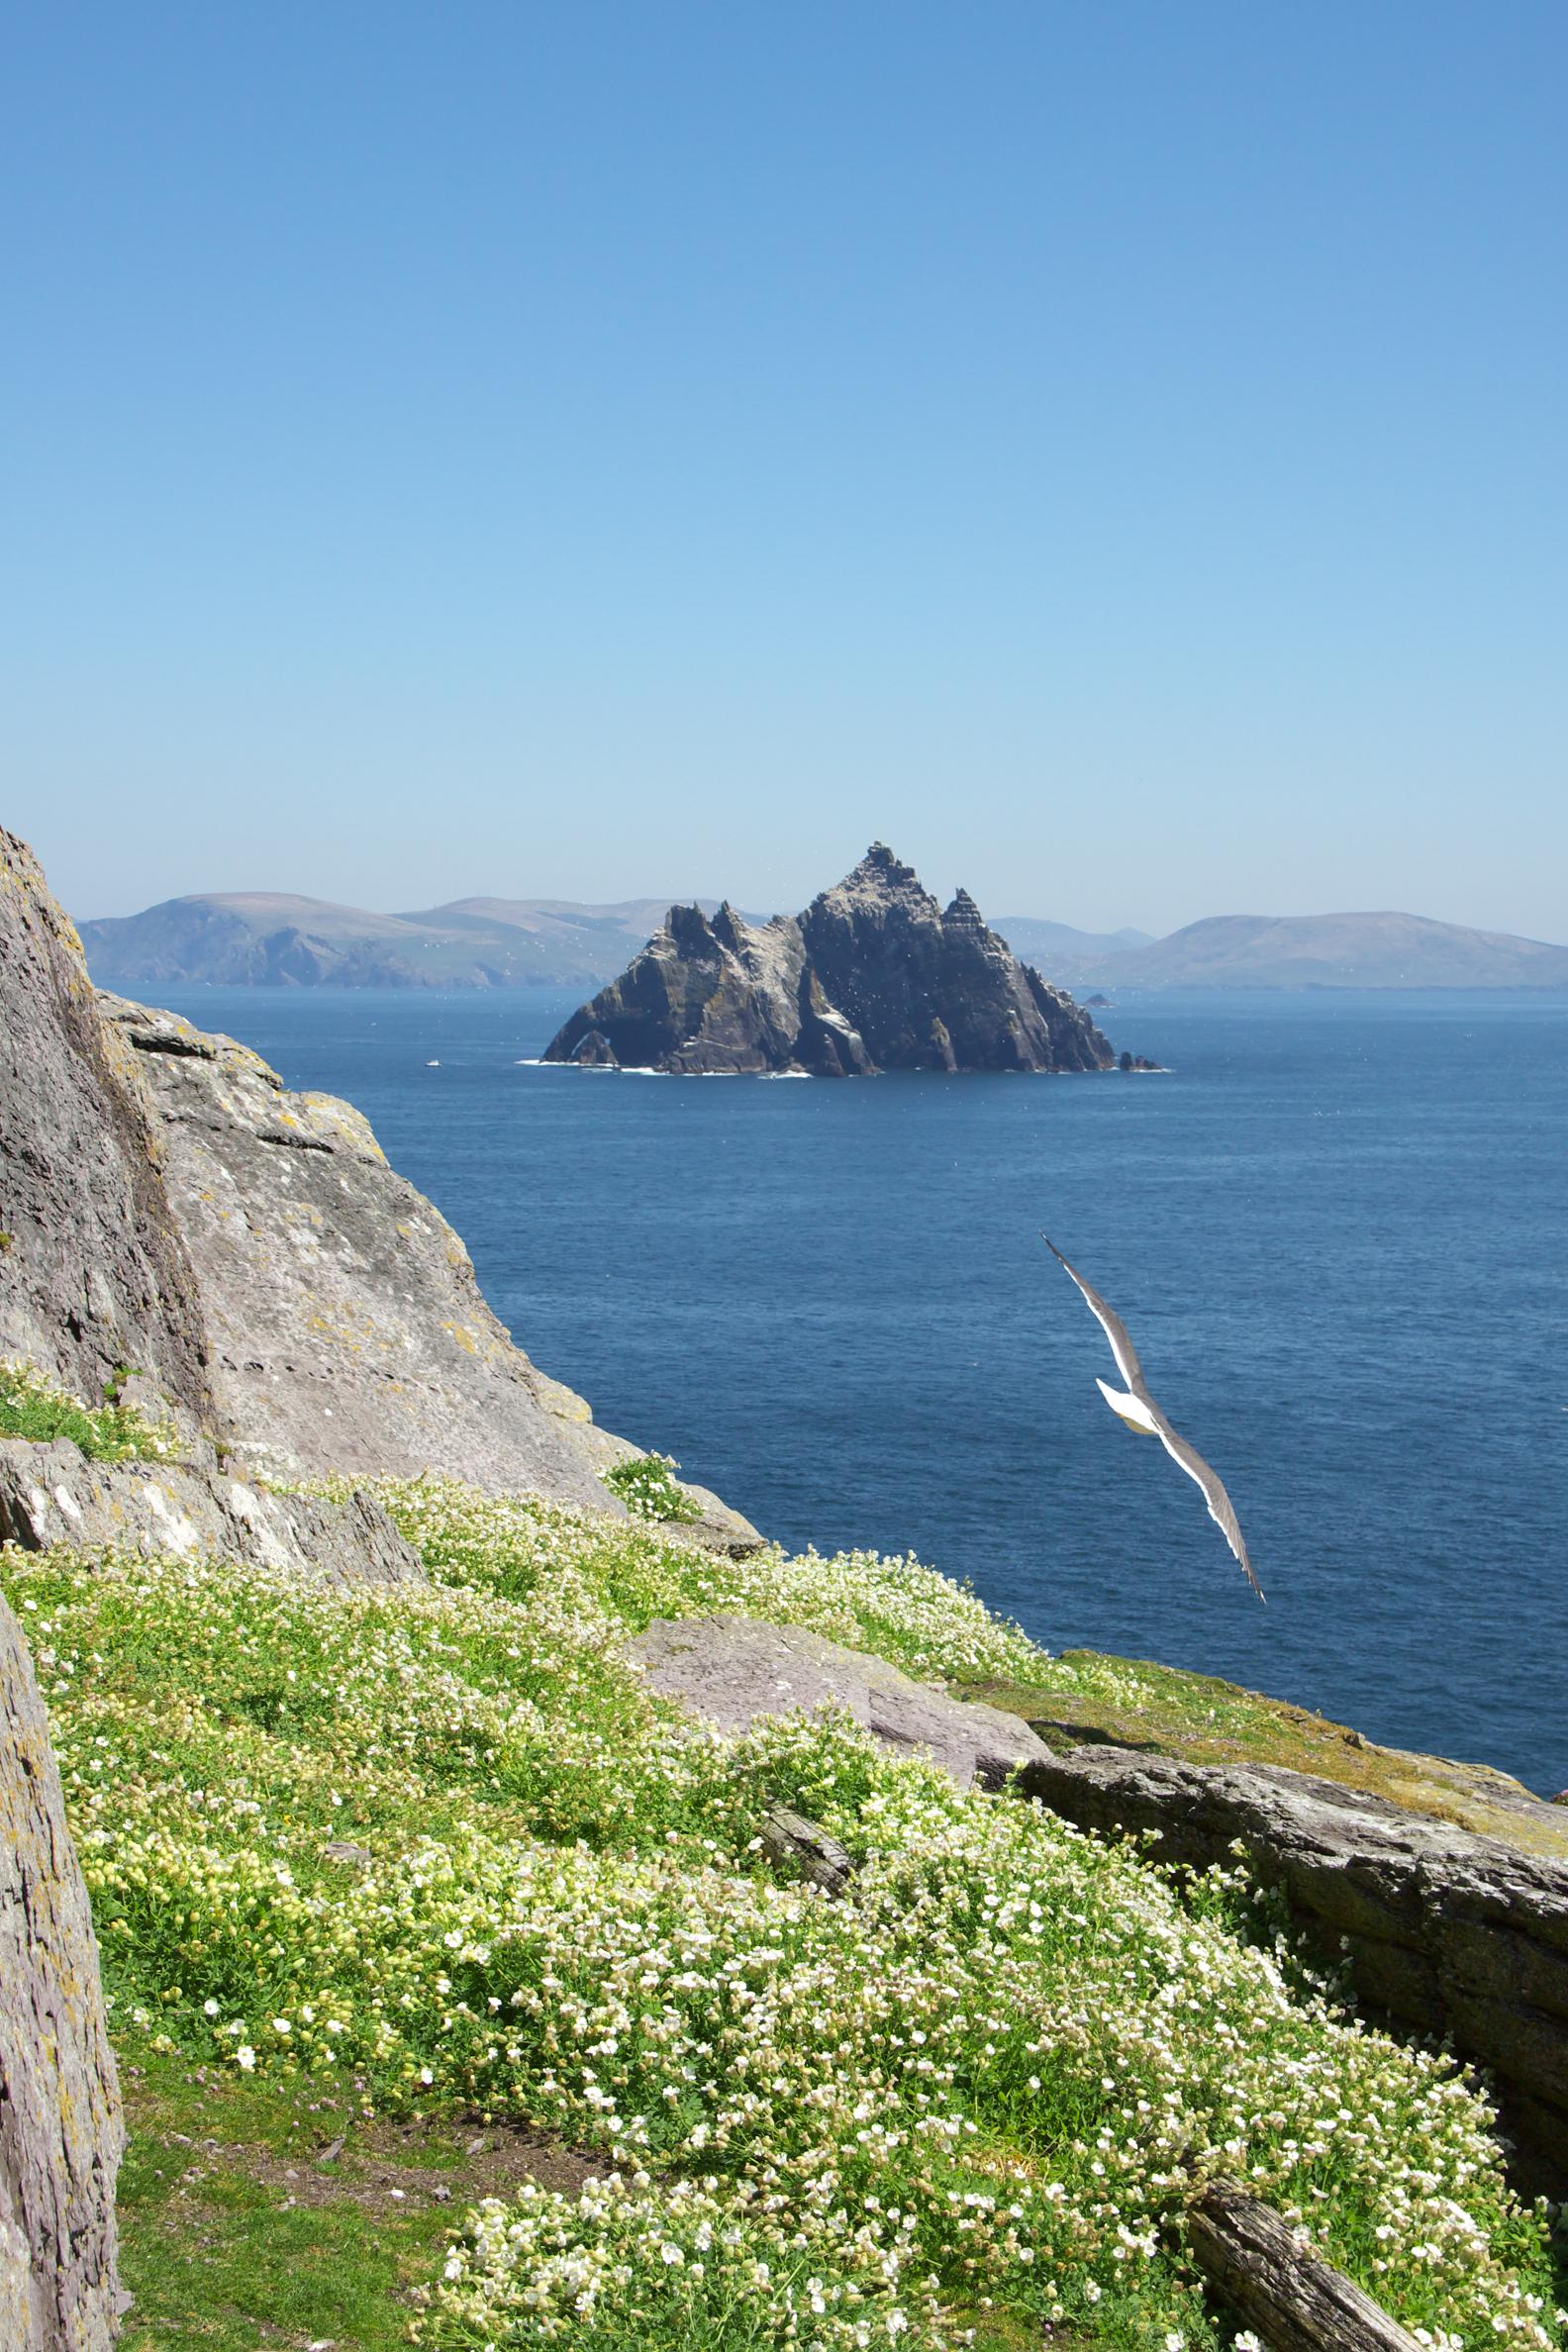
[542,842,1120,1074]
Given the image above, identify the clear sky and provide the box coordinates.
[5,2,1565,936]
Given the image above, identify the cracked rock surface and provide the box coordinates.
[0,1594,122,2350]
[1020,1743,1568,2192]
[97,995,630,1507]
[0,829,211,1418]
[0,1436,425,1587]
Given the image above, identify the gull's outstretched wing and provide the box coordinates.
[1043,1234,1265,1601]
[1042,1236,1146,1392]
[1147,1412,1264,1599]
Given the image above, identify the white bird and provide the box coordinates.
[1043,1236,1264,1600]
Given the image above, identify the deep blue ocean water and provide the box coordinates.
[157,985,1568,1796]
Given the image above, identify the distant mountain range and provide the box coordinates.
[78,890,1568,994]
[990,917,1155,964]
[77,891,759,993]
[1001,911,1568,992]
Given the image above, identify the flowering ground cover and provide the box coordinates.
[2,1470,1562,2349]
[0,1358,177,1461]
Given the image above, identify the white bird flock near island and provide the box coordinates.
[1044,1236,1264,1600]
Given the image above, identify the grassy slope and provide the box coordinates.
[119,2053,596,2352]
[0,1379,1559,2348]
[0,1373,1560,2342]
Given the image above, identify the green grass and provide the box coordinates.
[117,2054,1128,2352]
[122,2145,435,2352]
[601,1451,704,1523]
[4,1481,1560,2349]
[0,1360,177,1462]
[117,2049,599,2351]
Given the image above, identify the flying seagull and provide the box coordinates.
[1043,1236,1264,1600]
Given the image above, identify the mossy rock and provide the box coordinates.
[959,1650,1568,1864]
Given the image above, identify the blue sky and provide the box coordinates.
[5,2,1564,935]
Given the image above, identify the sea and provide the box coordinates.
[155,984,1568,1798]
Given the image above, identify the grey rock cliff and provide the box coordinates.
[2,820,748,1526]
[95,995,632,1506]
[627,1615,1052,1790]
[543,846,1117,1076]
[1020,1743,1568,2192]
[0,829,211,1418]
[0,1593,122,2351]
[0,1437,425,1588]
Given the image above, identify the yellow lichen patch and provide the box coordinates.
[528,1371,593,1424]
[297,1092,386,1160]
[304,1314,365,1355]
[299,1301,382,1357]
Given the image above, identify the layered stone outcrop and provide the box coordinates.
[627,1615,1053,1790]
[0,829,211,1419]
[94,996,632,1506]
[0,1594,122,2351]
[1020,1743,1568,2192]
[543,845,1118,1076]
[2,819,751,1521]
[0,1437,425,1589]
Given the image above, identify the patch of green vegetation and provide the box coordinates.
[120,2050,469,2342]
[602,1450,704,1522]
[4,1482,1556,2348]
[0,1360,177,1462]
[120,2041,1132,2352]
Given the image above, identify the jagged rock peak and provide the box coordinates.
[856,841,917,882]
[544,844,1119,1077]
[820,841,939,913]
[709,900,753,954]
[666,901,720,953]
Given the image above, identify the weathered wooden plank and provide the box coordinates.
[1187,2180,1421,2352]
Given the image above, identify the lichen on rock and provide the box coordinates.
[0,1593,122,2350]
[0,829,212,1418]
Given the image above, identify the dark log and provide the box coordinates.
[759,1807,855,1895]
[1187,2180,1421,2352]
